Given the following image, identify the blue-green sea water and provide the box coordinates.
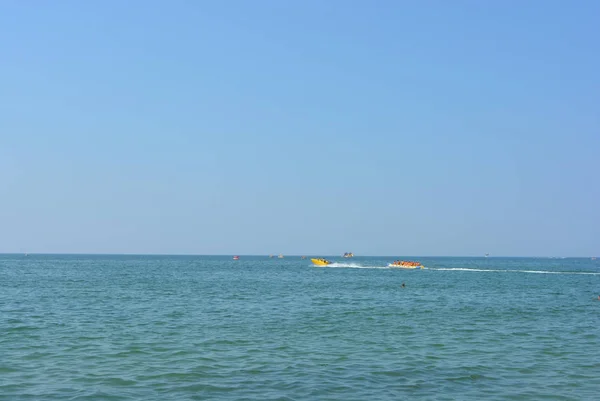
[2,254,600,400]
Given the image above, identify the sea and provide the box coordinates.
[1,254,599,400]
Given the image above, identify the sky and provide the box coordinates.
[1,0,598,256]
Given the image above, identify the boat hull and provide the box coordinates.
[311,259,330,266]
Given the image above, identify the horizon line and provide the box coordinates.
[1,252,597,258]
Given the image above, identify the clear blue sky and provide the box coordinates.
[1,1,598,256]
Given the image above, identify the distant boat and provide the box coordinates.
[278,254,284,259]
[485,253,489,257]
[301,256,306,259]
[343,252,354,258]
[233,255,240,260]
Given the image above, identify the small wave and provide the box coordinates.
[429,268,600,275]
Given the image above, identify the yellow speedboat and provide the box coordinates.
[311,258,331,266]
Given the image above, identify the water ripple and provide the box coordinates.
[1,255,599,400]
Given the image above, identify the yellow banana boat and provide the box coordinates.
[311,258,331,266]
[387,262,424,269]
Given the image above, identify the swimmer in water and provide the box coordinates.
[401,282,406,288]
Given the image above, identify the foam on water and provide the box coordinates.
[314,262,425,269]
[429,267,600,275]
[312,263,600,275]
[321,262,388,269]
